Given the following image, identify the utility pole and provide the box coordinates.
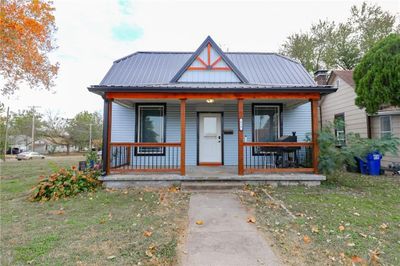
[3,107,10,162]
[28,106,40,152]
[89,123,92,150]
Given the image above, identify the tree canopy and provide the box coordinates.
[0,0,58,95]
[280,2,398,72]
[353,34,400,114]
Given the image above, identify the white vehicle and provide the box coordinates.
[16,152,45,160]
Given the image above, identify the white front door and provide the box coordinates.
[199,113,222,165]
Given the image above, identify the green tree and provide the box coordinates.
[68,111,102,150]
[41,111,74,155]
[350,2,398,53]
[280,32,315,71]
[329,23,361,70]
[280,2,398,72]
[354,34,400,114]
[9,108,43,148]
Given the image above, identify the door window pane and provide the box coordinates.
[204,117,217,136]
[137,105,165,154]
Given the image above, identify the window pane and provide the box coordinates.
[204,117,217,136]
[334,114,345,146]
[138,106,164,154]
[380,116,391,132]
[254,106,279,142]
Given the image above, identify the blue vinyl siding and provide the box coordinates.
[110,101,311,166]
[282,102,311,141]
[111,103,135,142]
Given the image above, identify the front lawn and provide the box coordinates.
[0,157,189,265]
[241,172,400,265]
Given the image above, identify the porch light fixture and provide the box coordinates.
[206,98,214,103]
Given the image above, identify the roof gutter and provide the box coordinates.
[88,85,337,95]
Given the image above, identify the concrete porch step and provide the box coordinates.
[181,181,246,192]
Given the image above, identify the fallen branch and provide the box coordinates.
[261,188,296,219]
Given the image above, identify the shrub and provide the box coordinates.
[30,167,102,201]
[86,150,98,164]
[318,123,399,174]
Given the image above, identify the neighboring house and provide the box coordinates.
[89,36,336,180]
[8,135,78,154]
[317,70,400,168]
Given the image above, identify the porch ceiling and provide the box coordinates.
[115,98,309,109]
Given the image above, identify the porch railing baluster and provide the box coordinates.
[243,142,314,174]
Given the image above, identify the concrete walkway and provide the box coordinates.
[181,193,281,266]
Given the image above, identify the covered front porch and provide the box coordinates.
[102,91,320,177]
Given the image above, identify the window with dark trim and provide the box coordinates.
[135,104,166,155]
[334,113,345,146]
[252,104,281,154]
[380,116,391,138]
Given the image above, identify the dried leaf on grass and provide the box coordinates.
[338,225,345,231]
[168,186,180,193]
[351,255,364,263]
[311,225,319,233]
[49,209,64,215]
[145,244,156,257]
[380,223,388,230]
[369,249,381,264]
[303,235,311,244]
[247,216,256,223]
[144,230,153,237]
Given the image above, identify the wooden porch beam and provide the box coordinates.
[106,92,321,100]
[238,98,244,176]
[311,99,319,174]
[180,99,186,176]
[106,99,113,175]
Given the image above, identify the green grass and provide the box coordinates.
[241,172,400,265]
[0,157,189,265]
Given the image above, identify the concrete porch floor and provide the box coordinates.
[100,166,326,188]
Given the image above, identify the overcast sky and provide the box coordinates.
[2,0,399,118]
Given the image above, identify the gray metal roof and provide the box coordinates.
[99,51,316,87]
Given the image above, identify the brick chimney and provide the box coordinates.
[314,70,328,85]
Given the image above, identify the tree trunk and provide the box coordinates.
[66,144,70,155]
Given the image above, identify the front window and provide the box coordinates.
[334,113,346,146]
[136,104,166,155]
[380,116,391,138]
[253,105,280,153]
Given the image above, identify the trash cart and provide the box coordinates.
[357,157,368,175]
[366,152,382,176]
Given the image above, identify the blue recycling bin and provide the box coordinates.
[357,157,368,174]
[366,152,382,176]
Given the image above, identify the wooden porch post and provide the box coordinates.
[180,99,186,176]
[106,98,113,175]
[238,98,244,175]
[311,99,319,174]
